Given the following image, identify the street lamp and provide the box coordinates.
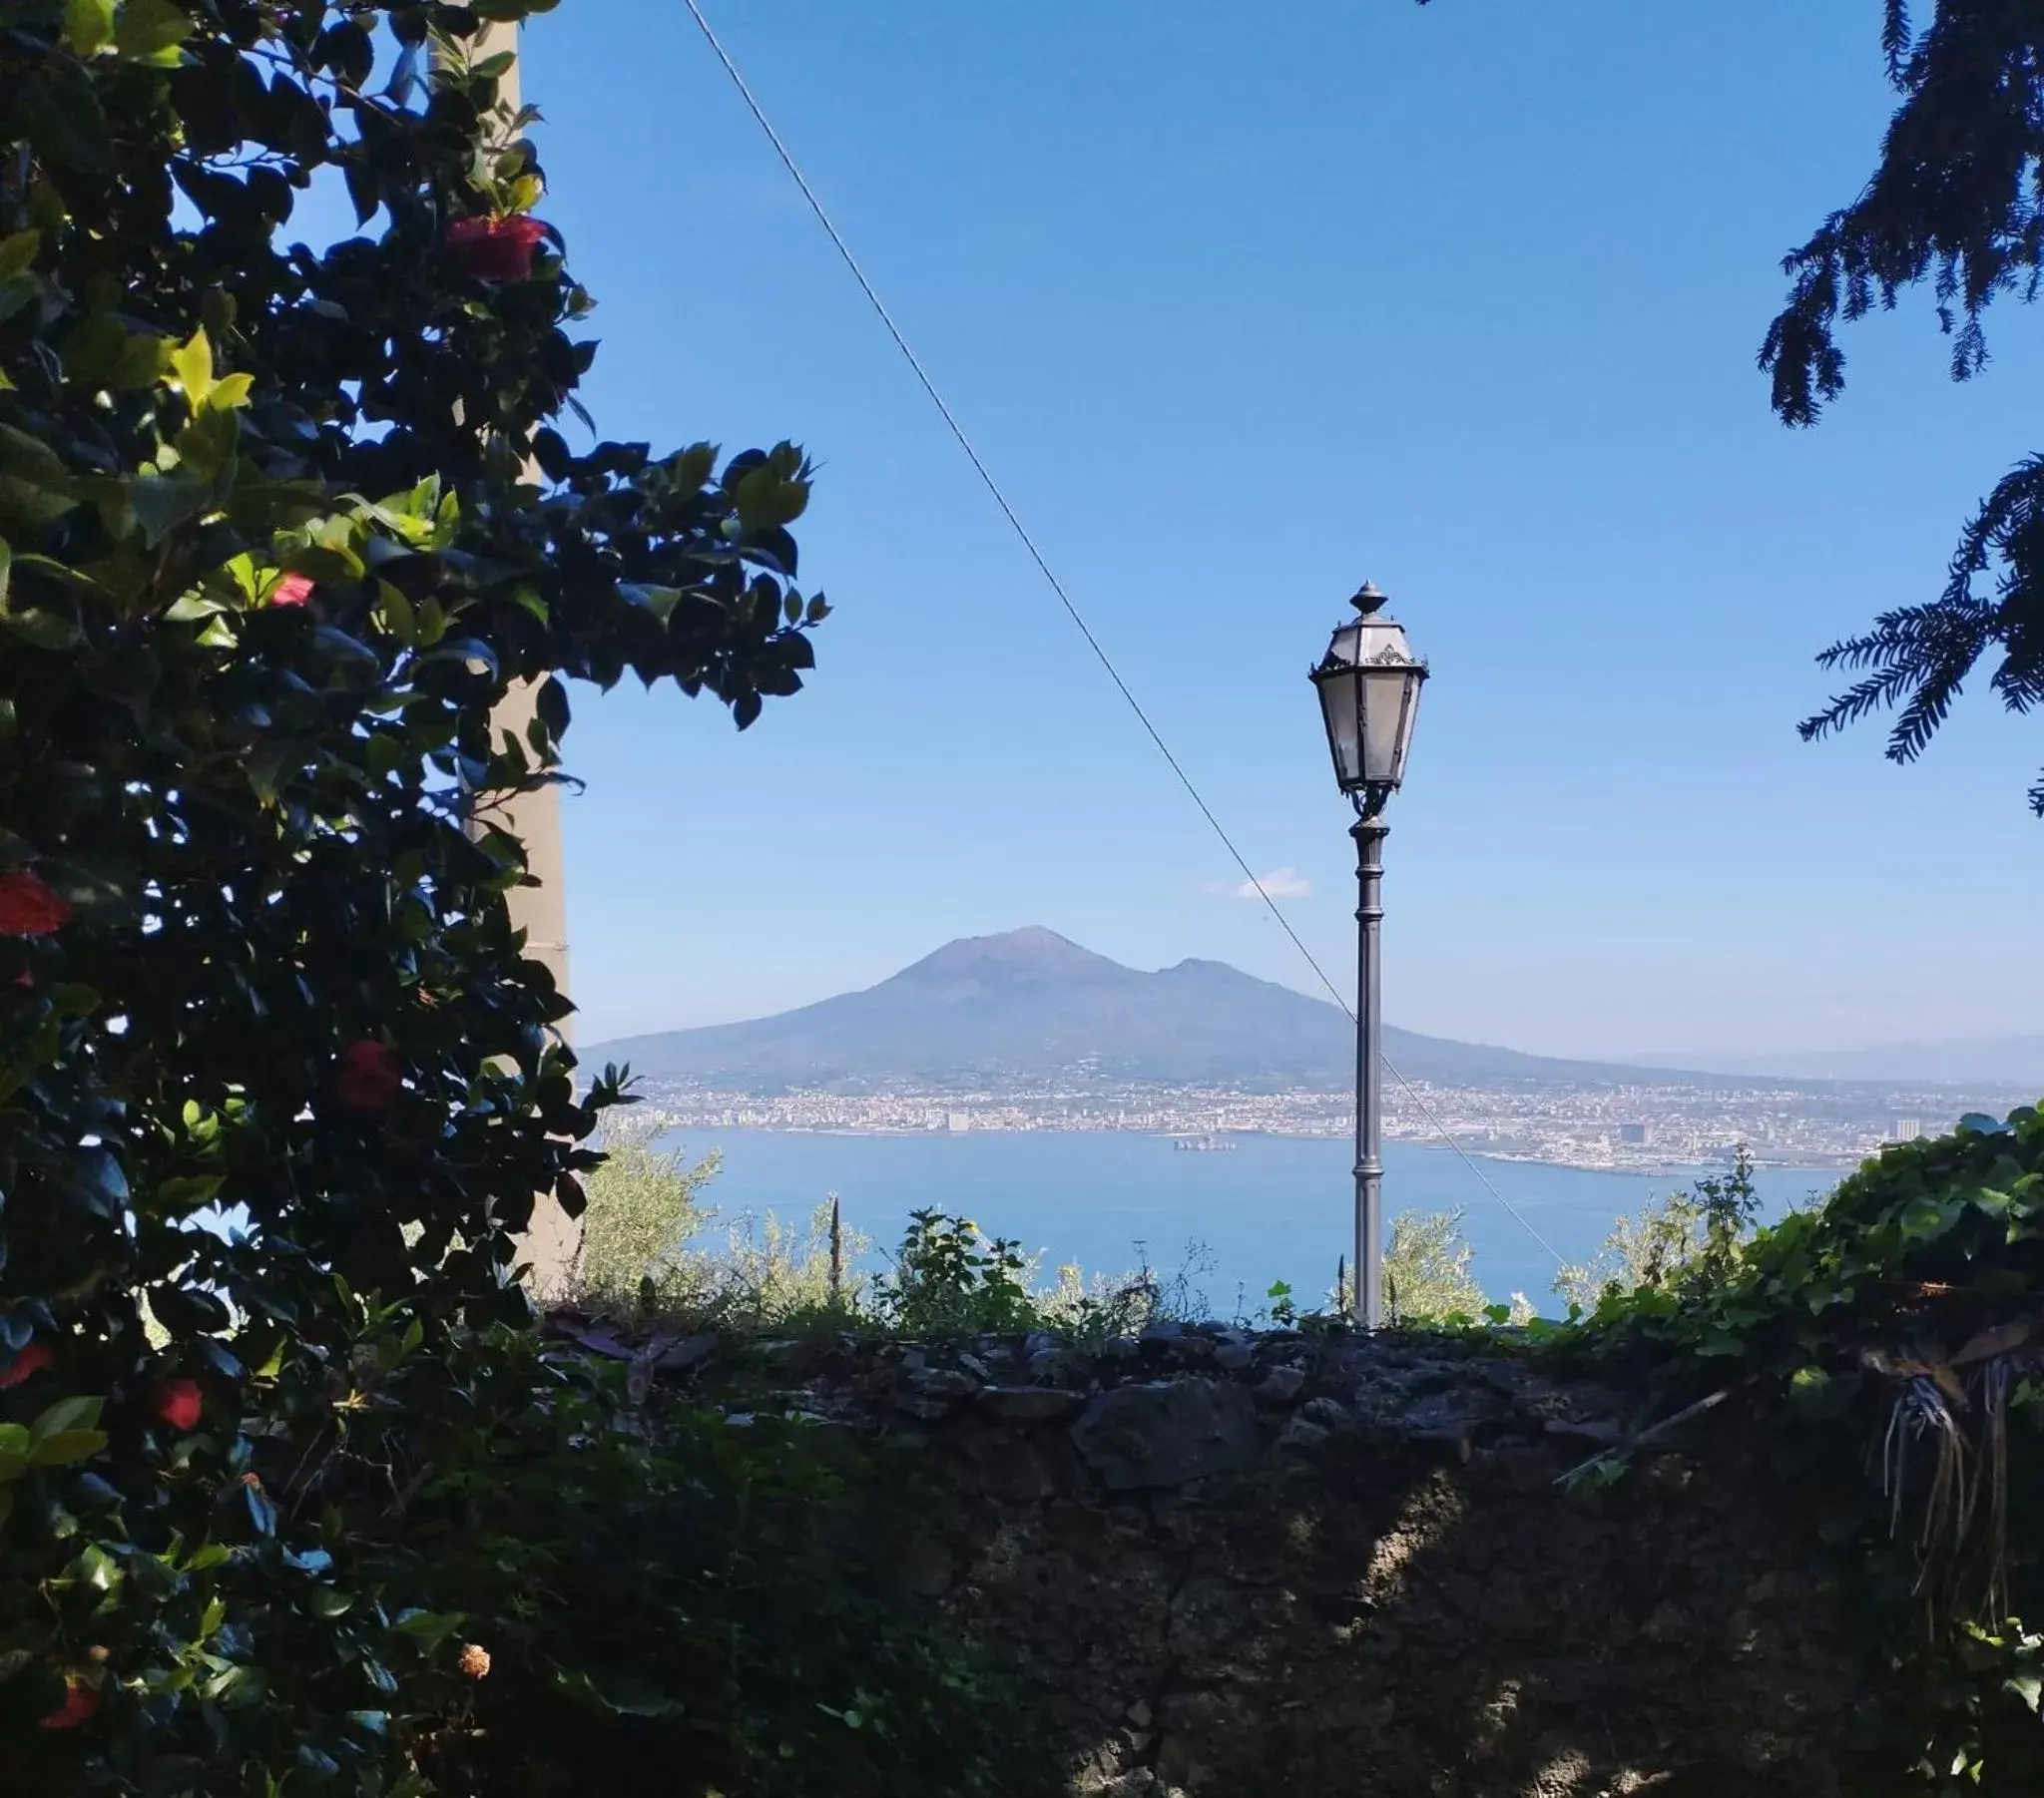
[1310,581,1427,1328]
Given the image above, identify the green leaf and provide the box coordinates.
[375,580,418,645]
[176,403,240,480]
[390,1608,464,1650]
[0,422,72,486]
[0,595,82,651]
[65,0,117,54]
[155,1173,225,1211]
[31,1429,109,1467]
[618,583,681,622]
[0,231,39,282]
[115,0,191,63]
[32,1396,104,1438]
[304,1585,354,1619]
[167,327,214,404]
[129,474,206,547]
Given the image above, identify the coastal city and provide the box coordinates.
[621,1075,2030,1174]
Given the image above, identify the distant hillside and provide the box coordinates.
[585,927,1737,1094]
[1632,1036,2044,1088]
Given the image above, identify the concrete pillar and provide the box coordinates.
[461,16,580,1298]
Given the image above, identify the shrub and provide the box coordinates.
[874,1209,1037,1338]
[577,1139,722,1306]
[0,4,977,1791]
[1554,1146,1765,1310]
[1382,1206,1491,1323]
[576,1136,873,1328]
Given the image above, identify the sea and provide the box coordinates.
[646,1126,1839,1319]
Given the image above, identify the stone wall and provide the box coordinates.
[623,1319,1857,1798]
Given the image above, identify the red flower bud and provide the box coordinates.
[335,1040,404,1113]
[267,574,314,608]
[0,1339,52,1390]
[445,214,549,282]
[151,1377,203,1432]
[39,1675,99,1731]
[0,871,73,937]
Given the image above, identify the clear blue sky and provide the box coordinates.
[502,0,2043,1060]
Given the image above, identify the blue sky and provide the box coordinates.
[501,0,2043,1060]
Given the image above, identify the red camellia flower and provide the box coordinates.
[39,1676,99,1731]
[445,214,548,282]
[0,1339,53,1391]
[0,870,73,937]
[267,573,314,608]
[150,1377,203,1432]
[335,1039,404,1112]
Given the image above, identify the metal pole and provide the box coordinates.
[1352,816,1387,1329]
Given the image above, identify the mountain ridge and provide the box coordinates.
[585,927,1800,1094]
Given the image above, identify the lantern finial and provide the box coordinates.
[1350,581,1390,617]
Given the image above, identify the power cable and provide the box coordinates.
[677,0,1565,1273]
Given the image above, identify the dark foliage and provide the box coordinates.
[1419,0,2044,810]
[0,4,1001,1793]
[1757,2,2044,811]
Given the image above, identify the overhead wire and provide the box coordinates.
[677,0,1565,1273]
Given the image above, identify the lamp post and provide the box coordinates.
[1310,583,1427,1329]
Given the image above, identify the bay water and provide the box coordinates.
[649,1127,1837,1318]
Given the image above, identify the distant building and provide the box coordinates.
[1618,1123,1654,1147]
[946,1113,972,1133]
[1892,1119,1922,1141]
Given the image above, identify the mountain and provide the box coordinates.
[1631,1036,2044,1088]
[586,927,1729,1093]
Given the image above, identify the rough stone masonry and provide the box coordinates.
[578,1316,1859,1798]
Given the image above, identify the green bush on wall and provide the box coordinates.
[1575,1104,2044,1794]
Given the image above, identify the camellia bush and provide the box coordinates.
[0,5,1020,1795]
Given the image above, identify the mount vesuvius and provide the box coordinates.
[583,928,1706,1093]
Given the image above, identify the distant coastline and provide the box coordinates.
[641,1114,1863,1182]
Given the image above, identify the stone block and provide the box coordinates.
[1071,1378,1261,1491]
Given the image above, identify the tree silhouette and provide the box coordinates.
[1763,2,2044,814]
[1421,1,2044,812]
